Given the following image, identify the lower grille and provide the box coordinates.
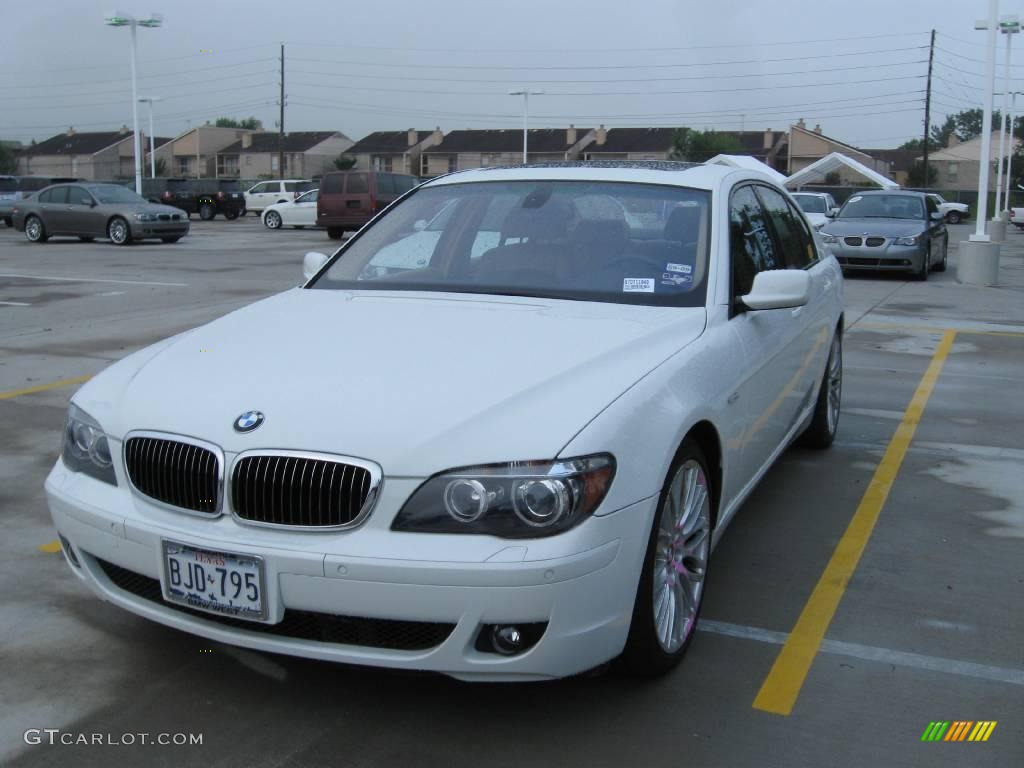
[844,236,863,246]
[95,558,455,651]
[231,454,375,528]
[865,237,885,247]
[124,436,220,514]
[840,257,882,267]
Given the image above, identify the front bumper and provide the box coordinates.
[128,221,190,239]
[828,241,924,272]
[46,460,652,681]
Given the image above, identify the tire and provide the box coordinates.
[946,211,962,225]
[264,210,282,229]
[799,330,842,449]
[224,210,239,221]
[107,216,131,245]
[912,246,930,281]
[239,207,247,217]
[934,239,948,272]
[198,203,216,221]
[25,216,48,243]
[327,228,344,240]
[78,236,95,243]
[161,237,182,244]
[3,217,12,227]
[620,438,713,678]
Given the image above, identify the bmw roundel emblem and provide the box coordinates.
[234,410,264,433]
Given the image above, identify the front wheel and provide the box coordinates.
[25,215,48,243]
[933,239,948,272]
[946,211,962,225]
[224,210,239,221]
[264,210,282,229]
[108,216,131,245]
[800,330,842,449]
[198,203,216,221]
[620,440,712,677]
[912,247,930,281]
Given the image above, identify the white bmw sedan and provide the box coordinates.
[261,188,319,230]
[46,162,843,681]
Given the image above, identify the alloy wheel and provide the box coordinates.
[109,219,128,245]
[653,460,711,653]
[25,218,42,241]
[825,334,842,436]
[265,211,281,229]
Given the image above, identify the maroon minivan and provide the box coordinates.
[317,171,419,239]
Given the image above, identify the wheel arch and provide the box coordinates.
[678,420,723,529]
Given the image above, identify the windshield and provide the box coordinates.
[89,186,146,204]
[311,180,711,307]
[792,194,826,214]
[296,189,318,203]
[838,194,924,220]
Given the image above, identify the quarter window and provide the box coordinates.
[730,186,780,297]
[40,186,68,204]
[756,186,816,268]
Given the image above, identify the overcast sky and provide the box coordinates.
[0,0,1003,149]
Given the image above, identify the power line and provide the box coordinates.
[0,60,278,91]
[4,78,278,108]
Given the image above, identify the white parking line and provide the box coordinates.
[700,620,1024,687]
[0,301,31,306]
[0,273,187,287]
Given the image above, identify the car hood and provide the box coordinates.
[75,289,706,475]
[822,218,925,237]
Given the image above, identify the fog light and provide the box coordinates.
[475,622,548,655]
[59,534,80,568]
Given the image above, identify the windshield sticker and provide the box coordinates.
[623,278,655,293]
[661,273,693,287]
[665,263,692,274]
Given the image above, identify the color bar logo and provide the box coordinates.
[921,721,997,742]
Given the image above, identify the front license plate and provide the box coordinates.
[162,541,267,621]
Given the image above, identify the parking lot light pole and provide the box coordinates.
[995,16,1020,217]
[509,89,544,163]
[105,11,163,195]
[1005,91,1019,211]
[138,97,161,179]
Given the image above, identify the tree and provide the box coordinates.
[906,160,937,187]
[669,128,745,162]
[824,171,842,186]
[0,143,17,174]
[215,116,262,130]
[332,154,357,171]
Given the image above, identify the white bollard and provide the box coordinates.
[957,240,1001,285]
[989,217,1007,242]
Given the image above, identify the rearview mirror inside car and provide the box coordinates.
[740,269,811,311]
[303,251,329,281]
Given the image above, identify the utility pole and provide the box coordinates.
[278,42,285,181]
[923,29,935,189]
[509,89,544,163]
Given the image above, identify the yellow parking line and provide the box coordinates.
[753,330,957,716]
[37,540,62,554]
[0,375,91,401]
[854,321,1024,338]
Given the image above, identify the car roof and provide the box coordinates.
[422,161,766,191]
[847,189,922,198]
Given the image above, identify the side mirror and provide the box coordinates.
[413,219,427,232]
[826,207,840,218]
[740,269,811,311]
[303,251,329,281]
[930,211,943,221]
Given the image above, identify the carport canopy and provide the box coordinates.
[706,154,788,184]
[785,152,899,190]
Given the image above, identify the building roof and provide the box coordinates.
[27,130,138,156]
[218,131,340,154]
[346,131,434,154]
[785,152,900,190]
[790,122,867,158]
[926,132,1020,163]
[864,148,918,174]
[586,128,677,154]
[425,128,590,154]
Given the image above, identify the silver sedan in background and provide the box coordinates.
[820,190,948,280]
[12,183,190,245]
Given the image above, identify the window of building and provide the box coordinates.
[447,156,457,173]
[372,155,393,172]
[947,162,958,183]
[176,157,190,176]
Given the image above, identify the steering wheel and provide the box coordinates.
[602,256,659,275]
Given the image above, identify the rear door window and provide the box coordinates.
[730,185,780,297]
[67,186,94,206]
[284,182,298,193]
[755,186,816,268]
[40,187,69,204]
[346,174,369,194]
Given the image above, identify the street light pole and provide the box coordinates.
[509,89,544,163]
[1005,91,1018,210]
[972,0,1000,241]
[139,97,161,178]
[105,11,163,195]
[995,15,1020,216]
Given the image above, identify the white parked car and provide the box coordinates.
[926,193,968,224]
[791,192,838,230]
[46,163,844,681]
[244,179,315,215]
[262,189,319,229]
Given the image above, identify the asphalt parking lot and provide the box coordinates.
[1,217,1022,766]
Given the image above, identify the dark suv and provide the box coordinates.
[317,171,418,239]
[142,178,246,220]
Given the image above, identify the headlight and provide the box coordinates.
[894,235,920,246]
[62,403,117,485]
[134,212,158,222]
[820,233,838,244]
[392,454,615,538]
